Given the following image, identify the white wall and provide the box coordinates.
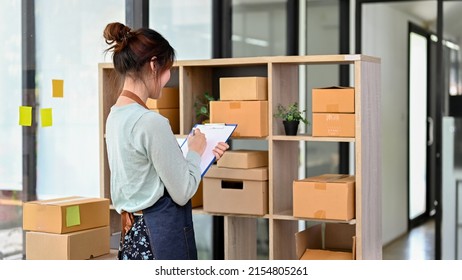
[361,4,424,245]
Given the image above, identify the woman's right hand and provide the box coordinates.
[187,128,206,156]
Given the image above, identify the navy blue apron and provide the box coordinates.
[118,190,197,260]
[143,190,197,260]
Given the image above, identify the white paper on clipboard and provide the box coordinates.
[180,123,237,177]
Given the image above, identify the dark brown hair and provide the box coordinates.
[103,22,175,81]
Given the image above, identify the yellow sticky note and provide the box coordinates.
[66,205,81,227]
[40,108,53,127]
[52,79,64,98]
[19,106,32,126]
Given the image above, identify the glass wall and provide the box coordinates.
[35,0,124,198]
[150,0,213,260]
[305,0,340,177]
[149,0,212,59]
[232,0,286,57]
[0,0,22,260]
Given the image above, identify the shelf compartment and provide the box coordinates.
[224,216,257,260]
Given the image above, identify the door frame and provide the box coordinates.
[407,22,434,229]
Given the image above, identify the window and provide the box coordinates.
[35,0,124,198]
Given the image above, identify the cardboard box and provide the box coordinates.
[293,174,355,221]
[210,101,268,137]
[146,87,179,109]
[23,196,110,234]
[205,165,268,181]
[312,86,355,113]
[312,113,355,137]
[220,77,268,101]
[217,150,268,169]
[191,180,203,208]
[203,166,268,215]
[151,108,179,134]
[26,226,110,260]
[295,223,356,260]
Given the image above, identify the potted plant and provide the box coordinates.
[273,102,309,135]
[194,92,216,124]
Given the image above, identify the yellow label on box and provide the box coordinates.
[66,205,81,227]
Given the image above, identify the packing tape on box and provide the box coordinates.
[229,102,241,109]
[314,210,326,219]
[314,183,326,190]
[40,197,91,205]
[326,104,339,112]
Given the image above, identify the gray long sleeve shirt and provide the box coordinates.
[105,103,202,214]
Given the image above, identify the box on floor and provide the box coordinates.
[23,196,110,234]
[26,226,110,260]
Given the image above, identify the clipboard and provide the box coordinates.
[181,123,237,177]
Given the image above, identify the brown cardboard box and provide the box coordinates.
[151,108,179,134]
[312,113,355,137]
[23,196,110,234]
[210,101,268,137]
[312,86,355,113]
[191,181,203,208]
[217,150,268,169]
[295,223,356,260]
[26,226,110,260]
[220,77,268,101]
[203,166,268,215]
[293,174,355,221]
[146,87,179,109]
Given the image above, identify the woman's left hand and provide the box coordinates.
[213,142,230,161]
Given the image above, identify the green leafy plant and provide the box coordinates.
[273,102,309,124]
[194,92,216,122]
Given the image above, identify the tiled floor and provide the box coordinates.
[383,219,435,260]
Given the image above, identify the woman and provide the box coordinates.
[103,22,229,260]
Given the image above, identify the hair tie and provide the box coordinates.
[123,31,132,42]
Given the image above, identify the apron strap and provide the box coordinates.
[120,90,149,110]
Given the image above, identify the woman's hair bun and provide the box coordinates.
[103,22,132,52]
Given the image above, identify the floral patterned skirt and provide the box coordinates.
[118,215,154,260]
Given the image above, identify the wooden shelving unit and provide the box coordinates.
[99,54,381,260]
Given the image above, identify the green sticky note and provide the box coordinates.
[52,79,64,98]
[19,106,32,126]
[41,108,53,127]
[66,205,81,227]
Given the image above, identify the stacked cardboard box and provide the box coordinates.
[293,174,355,221]
[210,77,268,137]
[312,86,355,137]
[203,150,269,215]
[23,196,110,260]
[295,223,356,260]
[147,87,180,134]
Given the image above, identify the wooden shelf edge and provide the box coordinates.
[0,199,23,206]
[272,212,356,224]
[272,135,355,142]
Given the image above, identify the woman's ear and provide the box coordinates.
[150,59,157,75]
